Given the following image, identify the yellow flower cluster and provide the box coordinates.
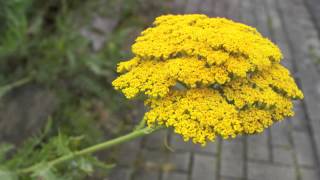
[112,14,303,145]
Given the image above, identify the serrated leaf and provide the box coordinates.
[53,133,72,156]
[69,135,85,148]
[31,165,59,180]
[43,117,53,136]
[0,168,18,180]
[0,143,14,162]
[89,157,115,171]
[77,158,93,174]
[92,161,115,171]
[0,86,11,98]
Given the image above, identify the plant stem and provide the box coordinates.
[135,118,146,130]
[0,76,33,98]
[18,126,160,174]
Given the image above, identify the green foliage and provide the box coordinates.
[0,77,32,99]
[0,0,170,178]
[0,120,114,179]
[0,0,31,57]
[0,168,18,180]
[0,0,139,121]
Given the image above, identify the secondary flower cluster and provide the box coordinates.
[112,14,303,145]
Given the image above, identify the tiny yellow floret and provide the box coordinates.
[112,14,303,145]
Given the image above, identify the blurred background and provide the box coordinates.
[0,0,319,179]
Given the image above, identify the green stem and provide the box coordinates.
[134,118,146,130]
[18,126,160,174]
[0,76,33,98]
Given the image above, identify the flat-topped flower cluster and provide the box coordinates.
[112,14,303,145]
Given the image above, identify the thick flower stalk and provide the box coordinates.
[112,14,303,145]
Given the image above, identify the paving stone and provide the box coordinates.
[240,0,256,26]
[220,177,243,180]
[192,154,217,180]
[267,0,320,177]
[220,159,244,179]
[254,0,271,37]
[144,129,168,150]
[265,0,294,71]
[291,101,309,131]
[170,133,196,152]
[115,138,141,166]
[305,0,320,37]
[214,0,229,17]
[162,171,188,180]
[226,0,241,21]
[270,121,291,147]
[278,0,320,164]
[221,138,244,160]
[0,86,56,145]
[194,142,218,155]
[198,0,215,15]
[247,132,270,161]
[141,149,167,166]
[247,162,295,180]
[272,146,294,165]
[166,151,190,171]
[132,170,160,180]
[185,0,201,13]
[248,142,270,162]
[172,0,188,13]
[170,133,218,154]
[300,168,319,180]
[292,131,316,166]
[107,168,132,180]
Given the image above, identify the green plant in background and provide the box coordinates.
[0,0,169,179]
[0,119,117,179]
[0,77,32,99]
[0,0,30,57]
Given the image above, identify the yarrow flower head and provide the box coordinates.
[112,14,303,145]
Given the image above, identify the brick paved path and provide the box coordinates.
[108,0,320,179]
